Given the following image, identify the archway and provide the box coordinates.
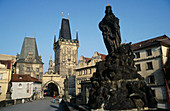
[44,83,59,97]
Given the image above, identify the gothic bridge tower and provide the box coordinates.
[53,18,79,95]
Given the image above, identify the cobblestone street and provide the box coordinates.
[0,97,62,111]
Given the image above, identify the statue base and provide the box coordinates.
[88,43,157,110]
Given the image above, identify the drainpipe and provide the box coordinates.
[160,46,170,109]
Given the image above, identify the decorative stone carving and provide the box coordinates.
[88,5,157,110]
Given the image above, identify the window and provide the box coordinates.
[84,70,87,75]
[148,75,155,84]
[19,76,23,79]
[146,62,153,70]
[36,75,39,79]
[146,49,152,56]
[27,67,30,72]
[136,64,141,71]
[79,71,82,76]
[135,52,140,58]
[18,83,22,88]
[0,73,2,80]
[36,68,39,72]
[89,69,92,74]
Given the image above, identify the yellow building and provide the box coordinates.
[0,54,16,101]
[75,52,106,95]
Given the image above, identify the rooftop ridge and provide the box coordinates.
[132,35,168,46]
[12,74,42,83]
[131,35,170,51]
[0,54,16,57]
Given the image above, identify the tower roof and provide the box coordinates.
[59,18,72,40]
[18,37,43,63]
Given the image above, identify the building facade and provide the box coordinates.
[0,54,16,101]
[15,37,43,81]
[132,35,170,109]
[11,74,42,100]
[53,18,79,95]
[75,52,106,95]
[76,35,170,108]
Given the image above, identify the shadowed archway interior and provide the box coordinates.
[45,83,59,97]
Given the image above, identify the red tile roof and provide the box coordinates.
[0,60,12,69]
[12,74,42,83]
[97,52,107,60]
[82,52,107,63]
[132,35,170,51]
[83,57,92,63]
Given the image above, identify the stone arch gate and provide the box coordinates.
[42,74,65,97]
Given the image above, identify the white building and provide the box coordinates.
[11,74,42,100]
[132,35,170,109]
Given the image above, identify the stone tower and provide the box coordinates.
[48,57,54,74]
[53,18,79,95]
[53,18,79,77]
[15,37,43,81]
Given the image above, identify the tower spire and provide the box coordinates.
[76,30,78,40]
[59,18,72,40]
[54,32,56,43]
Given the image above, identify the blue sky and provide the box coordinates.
[0,0,170,72]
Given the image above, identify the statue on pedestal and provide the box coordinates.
[88,5,157,110]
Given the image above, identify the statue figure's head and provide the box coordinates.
[105,6,112,15]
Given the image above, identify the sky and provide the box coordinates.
[0,0,170,72]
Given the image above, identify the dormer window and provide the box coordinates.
[19,76,23,79]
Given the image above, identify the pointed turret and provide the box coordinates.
[54,32,56,43]
[48,56,54,74]
[76,31,78,40]
[59,18,72,40]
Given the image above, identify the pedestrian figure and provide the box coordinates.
[53,93,55,103]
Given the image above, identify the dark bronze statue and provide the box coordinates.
[99,5,121,54]
[88,5,157,110]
